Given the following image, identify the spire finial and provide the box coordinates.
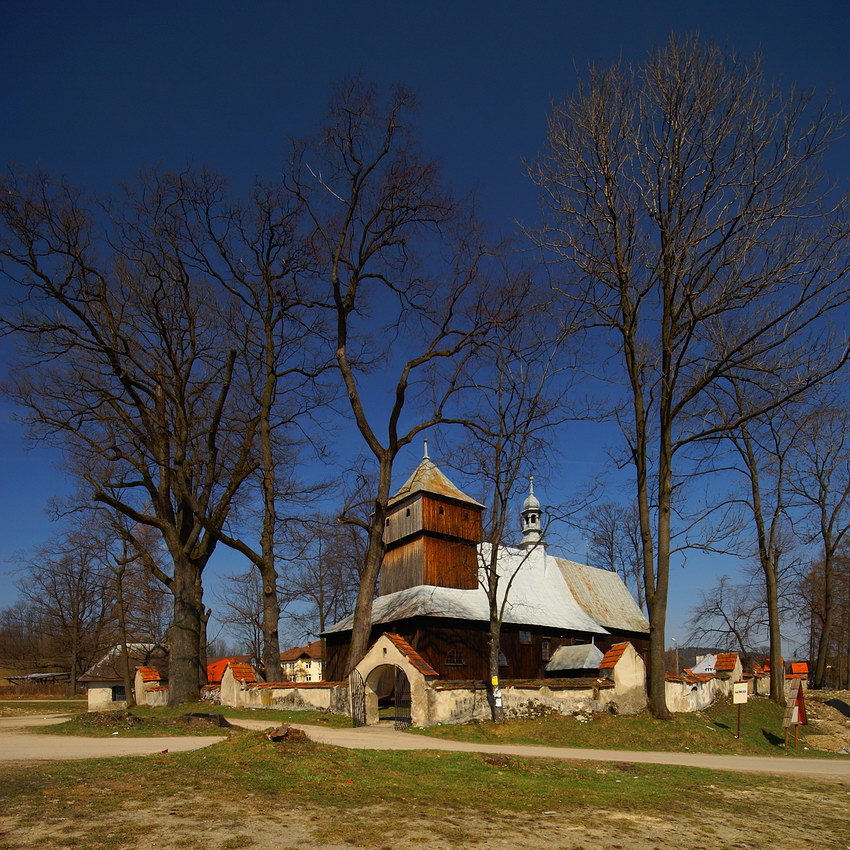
[529,475,535,497]
[423,436,429,460]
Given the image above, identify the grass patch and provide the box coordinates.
[34,709,230,738]
[0,699,86,717]
[0,730,836,814]
[132,701,351,728]
[1,732,847,848]
[31,701,350,737]
[410,696,847,758]
[0,730,850,850]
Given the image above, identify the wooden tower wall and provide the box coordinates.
[380,493,482,595]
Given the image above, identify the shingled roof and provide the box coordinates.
[280,640,323,662]
[228,662,258,684]
[384,633,439,677]
[715,653,739,674]
[80,644,168,683]
[137,667,161,683]
[388,458,485,508]
[599,642,630,670]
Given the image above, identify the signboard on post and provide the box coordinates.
[782,679,807,748]
[783,680,802,728]
[732,682,748,704]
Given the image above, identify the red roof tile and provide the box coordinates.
[790,661,809,675]
[146,685,169,692]
[228,662,258,684]
[715,653,739,673]
[280,640,323,662]
[137,666,161,683]
[384,633,439,677]
[599,642,629,670]
[207,657,242,685]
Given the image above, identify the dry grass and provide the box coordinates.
[0,730,848,848]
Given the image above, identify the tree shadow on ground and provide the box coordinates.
[762,729,784,747]
[826,699,850,718]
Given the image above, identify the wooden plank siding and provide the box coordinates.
[420,495,482,542]
[380,538,425,595]
[422,537,477,589]
[323,618,649,682]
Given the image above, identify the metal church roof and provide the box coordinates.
[545,643,604,672]
[555,559,649,634]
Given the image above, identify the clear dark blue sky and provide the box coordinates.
[2,1,849,646]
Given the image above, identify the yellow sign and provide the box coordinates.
[491,676,499,687]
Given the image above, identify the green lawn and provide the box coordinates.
[0,731,850,850]
[34,701,350,737]
[0,699,86,717]
[409,696,846,758]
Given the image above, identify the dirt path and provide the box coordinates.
[2,713,848,779]
[0,715,223,761]
[231,717,850,780]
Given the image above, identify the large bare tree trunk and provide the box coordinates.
[345,460,391,672]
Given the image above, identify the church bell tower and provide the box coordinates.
[379,441,485,595]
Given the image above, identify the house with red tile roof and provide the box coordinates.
[206,656,252,686]
[280,641,323,682]
[80,644,168,711]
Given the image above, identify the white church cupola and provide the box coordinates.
[520,476,545,551]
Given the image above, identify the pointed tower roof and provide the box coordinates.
[388,453,485,509]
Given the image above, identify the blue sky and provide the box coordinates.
[2,1,849,649]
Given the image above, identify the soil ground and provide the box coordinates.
[1,781,846,850]
[0,696,847,848]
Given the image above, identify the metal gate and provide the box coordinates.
[350,669,366,727]
[393,666,412,730]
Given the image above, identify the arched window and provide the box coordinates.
[445,648,465,666]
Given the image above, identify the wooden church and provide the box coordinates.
[323,450,649,681]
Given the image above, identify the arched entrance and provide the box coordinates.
[349,633,436,728]
[367,664,411,729]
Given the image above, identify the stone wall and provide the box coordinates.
[426,680,615,725]
[214,676,349,715]
[86,683,127,712]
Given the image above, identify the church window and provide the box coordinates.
[519,630,532,645]
[541,639,551,661]
[111,685,126,702]
[386,518,390,526]
[406,507,410,517]
[498,652,508,667]
[445,648,464,666]
[439,505,445,515]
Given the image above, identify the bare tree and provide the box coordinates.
[0,171,259,703]
[582,502,645,611]
[214,570,265,664]
[281,515,364,641]
[442,289,568,722]
[14,519,116,695]
[687,573,771,670]
[796,551,850,689]
[788,407,850,688]
[154,171,331,682]
[531,34,850,717]
[289,81,501,672]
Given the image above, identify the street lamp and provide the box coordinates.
[671,637,679,675]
